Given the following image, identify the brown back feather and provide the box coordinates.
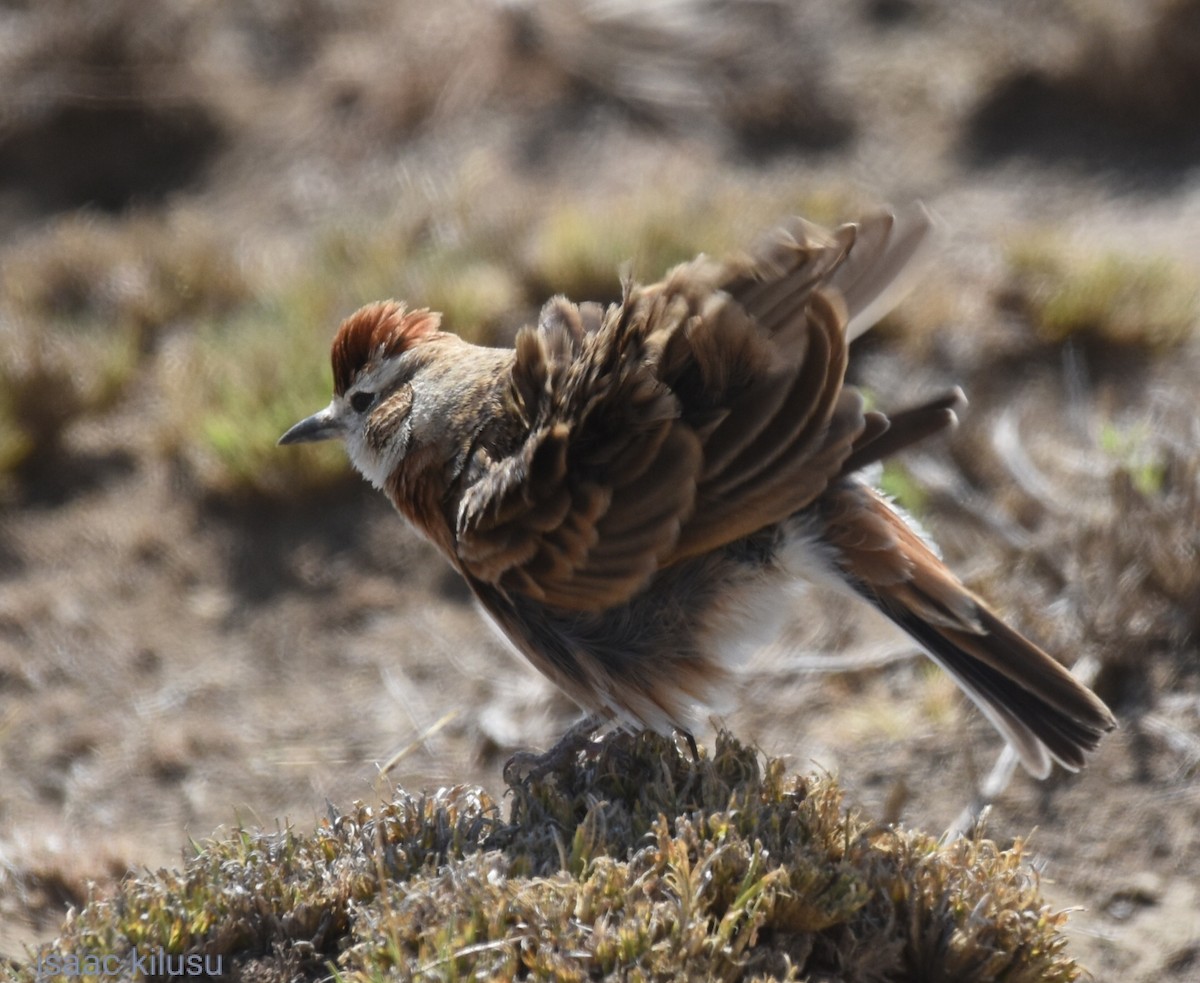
[455,211,930,610]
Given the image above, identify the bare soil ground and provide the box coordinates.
[1,1,1198,978]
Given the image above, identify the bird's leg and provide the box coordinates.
[503,712,606,784]
[678,728,700,760]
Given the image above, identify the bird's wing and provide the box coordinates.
[658,209,931,560]
[455,209,932,610]
[454,295,703,610]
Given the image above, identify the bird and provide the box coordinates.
[279,206,1115,778]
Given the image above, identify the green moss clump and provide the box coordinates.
[0,211,251,490]
[0,320,137,486]
[1006,236,1199,350]
[0,212,251,342]
[160,300,355,501]
[24,732,1083,982]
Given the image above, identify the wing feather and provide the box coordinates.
[455,208,934,610]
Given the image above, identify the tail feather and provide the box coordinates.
[872,594,1111,776]
[819,482,1116,776]
[840,387,967,476]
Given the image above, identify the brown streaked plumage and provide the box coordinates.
[279,207,1115,777]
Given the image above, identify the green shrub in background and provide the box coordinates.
[1006,236,1198,350]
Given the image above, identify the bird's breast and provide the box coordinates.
[384,442,459,558]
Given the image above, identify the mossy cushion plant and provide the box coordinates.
[25,731,1082,982]
[1005,236,1198,351]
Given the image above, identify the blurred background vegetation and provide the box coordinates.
[0,0,1198,978]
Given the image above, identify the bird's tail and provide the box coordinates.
[817,482,1115,777]
[865,580,1115,777]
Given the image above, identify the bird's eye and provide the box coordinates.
[350,391,375,414]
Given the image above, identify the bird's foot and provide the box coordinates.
[504,713,606,785]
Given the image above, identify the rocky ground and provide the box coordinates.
[1,0,1198,978]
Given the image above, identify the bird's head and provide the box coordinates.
[278,301,443,489]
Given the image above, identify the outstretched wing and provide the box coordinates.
[455,208,932,611]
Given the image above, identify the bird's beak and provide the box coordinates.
[278,404,341,445]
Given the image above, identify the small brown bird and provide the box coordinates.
[280,208,1115,777]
